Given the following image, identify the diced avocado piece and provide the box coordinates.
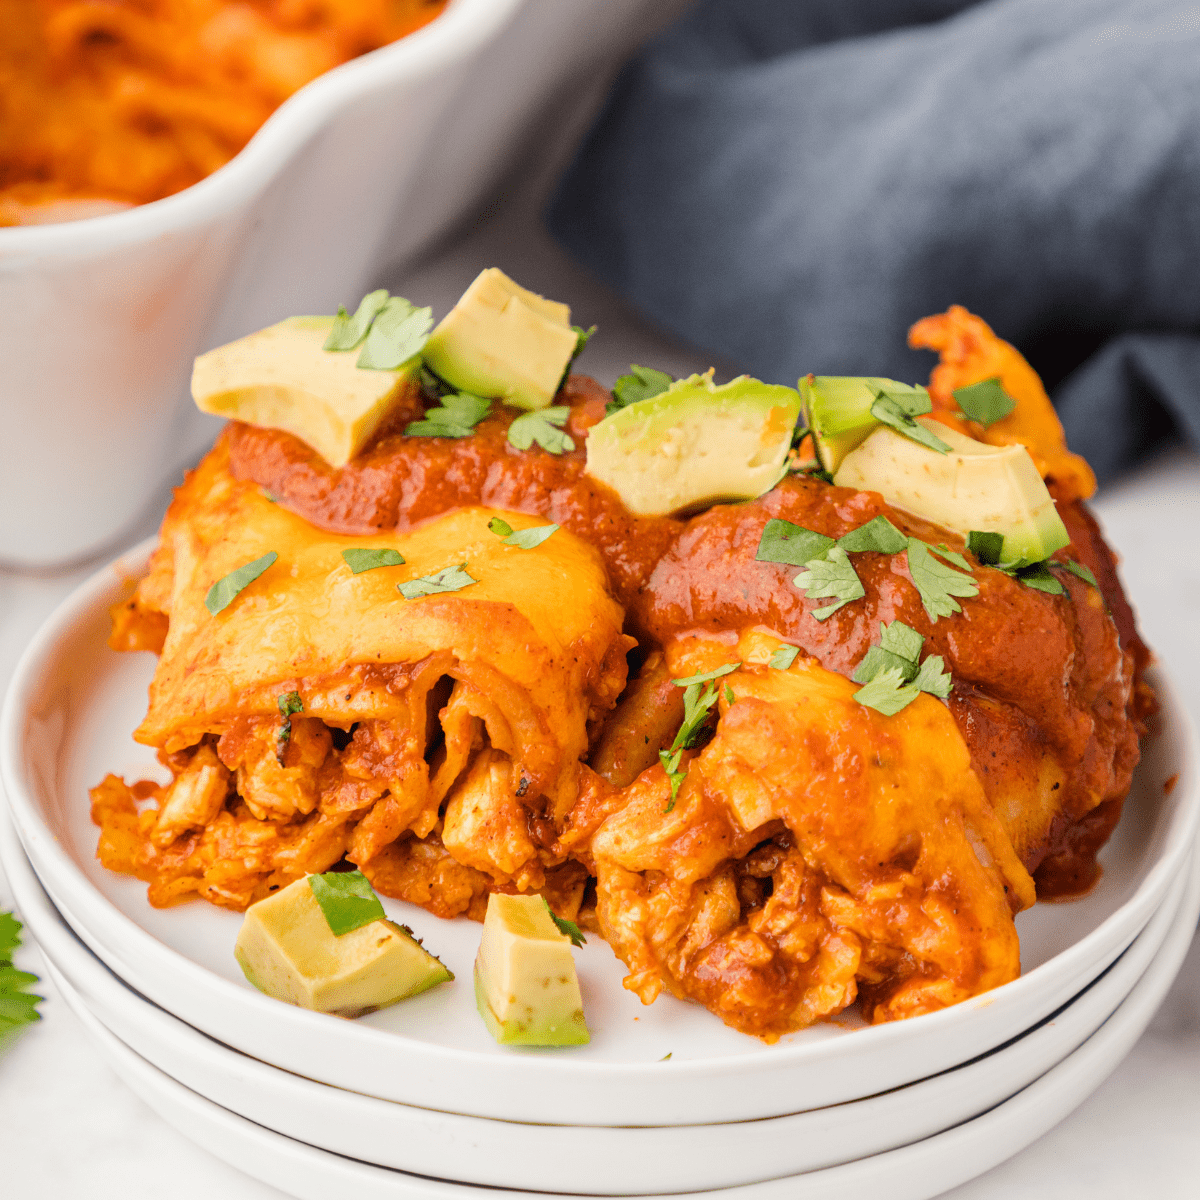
[799,375,929,473]
[234,876,452,1017]
[422,269,579,412]
[834,418,1070,564]
[474,894,589,1046]
[585,372,802,517]
[192,316,419,468]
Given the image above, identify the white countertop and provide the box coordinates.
[2,190,1198,1198]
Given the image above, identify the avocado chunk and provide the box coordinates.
[474,894,589,1046]
[586,372,802,517]
[422,269,579,412]
[799,375,935,473]
[234,876,452,1017]
[192,316,419,468]
[834,418,1070,564]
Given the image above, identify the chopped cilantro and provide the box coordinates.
[544,898,586,947]
[487,517,559,549]
[308,869,386,937]
[931,543,973,571]
[205,552,277,615]
[854,667,921,716]
[871,394,952,454]
[880,619,925,662]
[967,530,1005,565]
[259,487,279,504]
[905,539,978,621]
[0,911,42,1035]
[324,289,389,351]
[397,563,477,600]
[611,364,673,411]
[837,515,908,555]
[794,546,865,619]
[912,653,953,699]
[872,381,933,415]
[668,662,739,754]
[560,325,597,392]
[724,684,736,707]
[851,619,953,715]
[275,690,304,750]
[342,548,405,574]
[1063,559,1098,587]
[769,644,800,670]
[1012,562,1064,595]
[671,663,740,689]
[755,519,835,567]
[659,748,686,811]
[508,407,575,454]
[357,296,433,370]
[953,377,1016,427]
[406,392,491,438]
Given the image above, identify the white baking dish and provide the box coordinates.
[0,0,664,567]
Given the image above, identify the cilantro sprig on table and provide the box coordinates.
[851,620,952,716]
[1,911,42,1037]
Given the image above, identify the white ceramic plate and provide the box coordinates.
[3,540,1197,1126]
[39,845,1200,1200]
[4,806,1189,1195]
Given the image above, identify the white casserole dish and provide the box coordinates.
[0,0,664,568]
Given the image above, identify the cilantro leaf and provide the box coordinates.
[611,364,673,410]
[930,543,973,571]
[854,667,921,716]
[397,563,477,600]
[872,381,933,416]
[837,515,908,555]
[0,912,43,1034]
[794,546,865,619]
[342,548,405,574]
[406,392,491,438]
[880,619,925,662]
[912,653,953,699]
[672,663,740,688]
[275,689,304,750]
[756,519,835,567]
[871,395,952,454]
[852,644,917,685]
[544,898,586,947]
[324,289,390,351]
[1063,559,1098,587]
[508,407,575,455]
[308,870,386,937]
[205,552,277,615]
[659,748,686,811]
[967,530,1005,565]
[953,377,1016,427]
[905,538,978,621]
[769,644,800,670]
[560,325,597,392]
[488,519,559,549]
[1012,562,1064,595]
[357,296,433,370]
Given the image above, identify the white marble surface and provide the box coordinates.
[3,116,1200,1200]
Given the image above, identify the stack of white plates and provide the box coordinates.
[3,545,1198,1200]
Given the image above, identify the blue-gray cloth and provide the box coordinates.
[547,0,1200,485]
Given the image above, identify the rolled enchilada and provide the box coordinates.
[94,441,631,916]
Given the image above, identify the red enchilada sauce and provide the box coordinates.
[226,375,1153,898]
